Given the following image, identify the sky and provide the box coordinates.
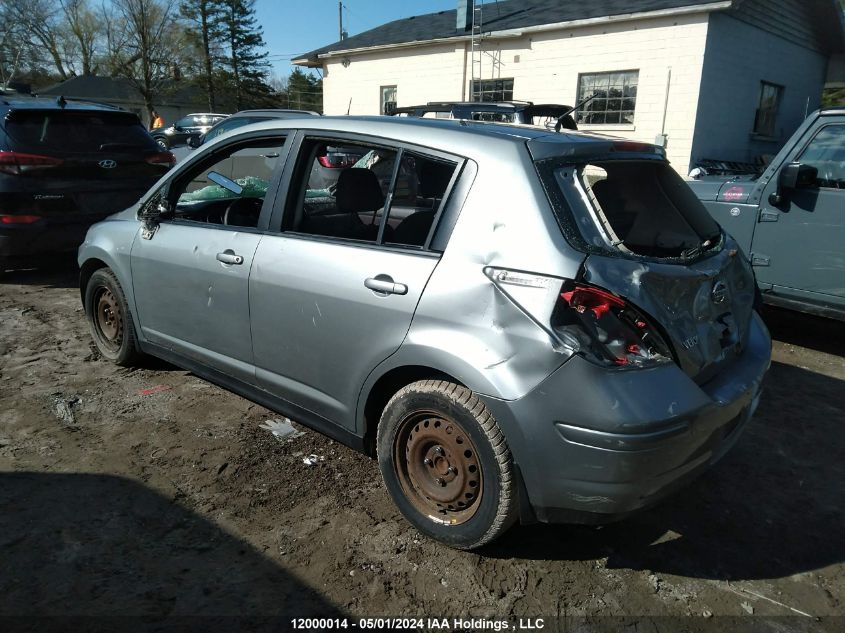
[254,0,459,79]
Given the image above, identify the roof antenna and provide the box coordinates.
[555,94,596,132]
[346,97,352,115]
[57,95,67,109]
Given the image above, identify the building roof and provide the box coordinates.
[294,0,844,66]
[294,0,729,66]
[37,76,201,108]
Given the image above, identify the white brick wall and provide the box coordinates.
[321,13,711,173]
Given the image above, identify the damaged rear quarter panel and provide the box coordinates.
[385,141,585,402]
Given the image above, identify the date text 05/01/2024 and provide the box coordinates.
[290,617,546,630]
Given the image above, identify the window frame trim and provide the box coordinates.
[753,80,784,138]
[574,69,640,127]
[469,77,515,102]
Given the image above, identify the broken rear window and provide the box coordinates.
[548,160,721,259]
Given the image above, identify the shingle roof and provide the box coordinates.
[294,0,726,65]
[38,76,200,107]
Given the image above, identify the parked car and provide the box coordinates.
[688,107,845,321]
[390,100,578,130]
[188,109,319,147]
[79,117,770,549]
[151,112,228,149]
[0,96,175,267]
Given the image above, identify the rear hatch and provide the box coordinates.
[531,140,756,382]
[1,108,172,222]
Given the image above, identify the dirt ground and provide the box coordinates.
[1,261,843,631]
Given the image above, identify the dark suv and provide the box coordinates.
[0,97,175,267]
[151,112,229,149]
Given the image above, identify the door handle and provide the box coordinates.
[216,250,244,265]
[365,276,408,296]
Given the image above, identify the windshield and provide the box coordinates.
[548,159,721,259]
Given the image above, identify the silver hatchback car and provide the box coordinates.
[79,117,771,549]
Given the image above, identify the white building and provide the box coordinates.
[294,0,844,175]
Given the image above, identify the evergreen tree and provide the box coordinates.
[285,68,322,113]
[180,0,224,111]
[220,0,269,110]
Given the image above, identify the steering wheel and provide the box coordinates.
[223,197,263,227]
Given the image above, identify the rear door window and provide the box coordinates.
[5,110,158,154]
[282,136,459,249]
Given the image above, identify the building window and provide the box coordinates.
[470,78,514,102]
[380,85,397,115]
[576,70,638,125]
[753,81,783,137]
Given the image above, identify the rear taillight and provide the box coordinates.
[555,283,673,367]
[317,154,355,169]
[0,151,63,175]
[145,151,176,167]
[0,214,41,224]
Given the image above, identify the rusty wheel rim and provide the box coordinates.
[94,287,122,351]
[394,411,483,525]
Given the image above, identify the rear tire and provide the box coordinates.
[84,268,142,366]
[377,380,518,549]
[155,136,169,150]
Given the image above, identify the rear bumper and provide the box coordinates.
[482,311,771,523]
[0,217,107,263]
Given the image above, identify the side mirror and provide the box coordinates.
[187,135,201,149]
[138,193,171,223]
[769,162,818,205]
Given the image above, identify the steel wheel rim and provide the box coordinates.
[94,287,122,351]
[394,410,483,525]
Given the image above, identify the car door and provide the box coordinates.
[249,133,462,429]
[130,133,291,383]
[755,121,845,310]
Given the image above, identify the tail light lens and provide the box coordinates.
[145,151,176,167]
[0,151,63,175]
[0,214,41,224]
[484,267,674,369]
[554,283,673,367]
[317,154,356,169]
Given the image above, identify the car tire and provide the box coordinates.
[84,268,142,366]
[377,379,518,549]
[155,136,169,150]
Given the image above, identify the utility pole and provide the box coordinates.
[339,1,344,40]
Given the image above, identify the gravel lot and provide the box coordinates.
[1,261,843,631]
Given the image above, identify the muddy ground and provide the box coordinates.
[1,261,843,631]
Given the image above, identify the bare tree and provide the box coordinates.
[4,0,70,79]
[60,0,102,76]
[108,0,181,116]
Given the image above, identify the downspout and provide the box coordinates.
[461,42,469,101]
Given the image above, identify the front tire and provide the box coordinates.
[377,380,518,549]
[84,268,141,366]
[155,136,169,150]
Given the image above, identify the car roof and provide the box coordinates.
[230,115,648,159]
[226,109,320,120]
[186,112,229,117]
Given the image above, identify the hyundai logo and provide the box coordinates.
[98,159,117,169]
[711,281,729,304]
